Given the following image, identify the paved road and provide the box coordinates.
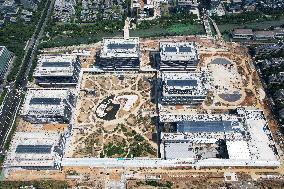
[0,0,55,154]
[61,157,280,168]
[0,87,21,151]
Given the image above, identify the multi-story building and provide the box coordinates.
[158,42,199,71]
[0,46,13,82]
[274,28,284,39]
[21,88,74,123]
[33,54,81,86]
[53,0,76,22]
[4,132,64,169]
[232,29,254,40]
[159,71,209,105]
[159,108,280,167]
[254,30,275,40]
[255,41,284,57]
[20,0,39,10]
[96,37,140,71]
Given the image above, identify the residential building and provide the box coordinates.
[232,29,254,40]
[254,30,275,40]
[0,46,13,82]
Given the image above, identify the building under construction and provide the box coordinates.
[4,132,65,170]
[33,54,81,86]
[96,37,140,71]
[158,42,199,71]
[159,71,209,105]
[21,88,74,123]
[159,108,280,167]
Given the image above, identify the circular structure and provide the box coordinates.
[212,58,232,65]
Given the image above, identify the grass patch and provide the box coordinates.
[0,180,69,189]
[130,23,204,38]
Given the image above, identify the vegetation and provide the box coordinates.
[213,11,284,41]
[213,11,284,25]
[0,180,69,189]
[0,89,7,106]
[40,11,204,48]
[137,180,173,188]
[0,0,49,82]
[104,141,126,157]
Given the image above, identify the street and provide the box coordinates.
[0,0,55,153]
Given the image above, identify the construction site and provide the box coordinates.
[66,72,157,159]
[2,30,284,188]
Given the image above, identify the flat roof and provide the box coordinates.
[233,29,253,35]
[226,140,250,160]
[22,88,71,117]
[167,80,198,87]
[160,42,198,62]
[5,132,61,167]
[161,71,209,97]
[254,30,275,37]
[177,120,234,133]
[29,98,62,105]
[101,37,139,58]
[33,54,78,77]
[16,145,52,154]
[161,109,279,164]
[42,61,71,67]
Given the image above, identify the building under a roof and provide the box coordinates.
[274,28,284,38]
[21,88,74,123]
[160,108,280,167]
[4,132,64,169]
[232,29,254,40]
[33,54,81,86]
[254,30,275,40]
[160,71,209,105]
[96,37,140,71]
[159,42,199,71]
[0,46,13,82]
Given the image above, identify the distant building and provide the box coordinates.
[259,58,284,70]
[269,72,284,84]
[53,0,76,22]
[21,9,33,22]
[4,132,64,169]
[254,30,275,40]
[21,88,74,123]
[177,0,198,7]
[232,29,254,40]
[20,0,39,11]
[279,108,284,119]
[159,42,199,71]
[0,46,13,82]
[274,28,284,39]
[0,20,5,28]
[33,54,81,86]
[255,41,284,57]
[275,89,284,102]
[159,71,209,105]
[0,0,16,14]
[97,37,140,71]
